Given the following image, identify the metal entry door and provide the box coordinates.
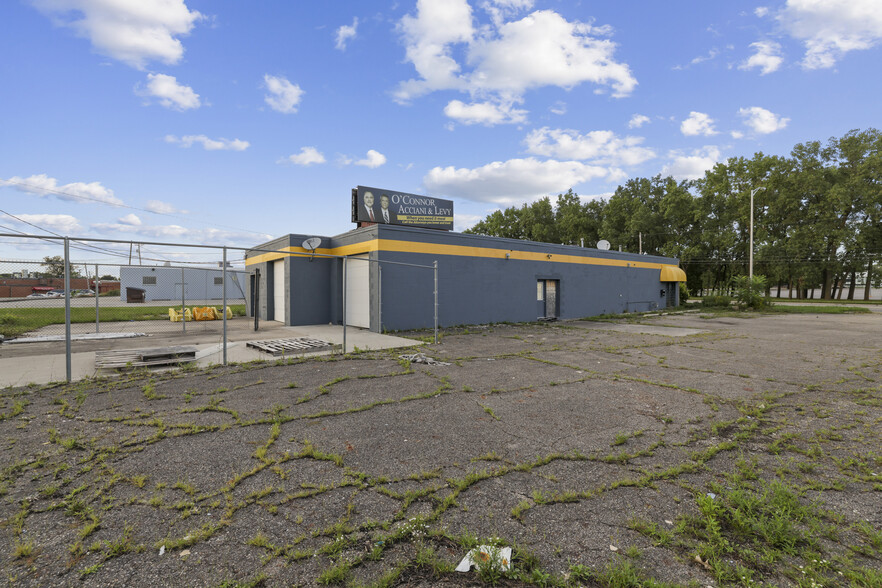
[537,279,559,318]
[273,259,285,323]
[665,282,676,308]
[345,255,371,328]
[545,280,558,317]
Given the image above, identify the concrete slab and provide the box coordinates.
[6,332,148,344]
[0,324,421,387]
[571,320,708,337]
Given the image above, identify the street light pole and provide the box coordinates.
[749,186,765,282]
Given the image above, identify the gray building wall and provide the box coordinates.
[245,234,336,325]
[245,224,682,330]
[120,266,248,302]
[370,225,677,331]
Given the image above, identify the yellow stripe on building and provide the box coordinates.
[245,238,679,272]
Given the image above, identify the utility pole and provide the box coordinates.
[749,186,765,281]
[639,232,642,255]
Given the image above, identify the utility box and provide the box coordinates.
[126,287,146,303]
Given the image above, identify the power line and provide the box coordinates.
[0,178,274,238]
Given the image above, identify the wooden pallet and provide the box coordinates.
[95,346,197,369]
[246,337,334,356]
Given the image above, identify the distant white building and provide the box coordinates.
[119,266,249,302]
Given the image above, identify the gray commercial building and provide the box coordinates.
[244,224,686,331]
[119,266,249,302]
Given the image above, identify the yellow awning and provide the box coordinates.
[660,265,687,282]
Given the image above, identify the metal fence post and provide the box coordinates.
[342,256,347,354]
[181,266,186,333]
[253,268,260,331]
[222,247,227,365]
[64,237,71,382]
[94,264,99,333]
[433,260,438,345]
[378,264,382,334]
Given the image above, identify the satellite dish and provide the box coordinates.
[596,239,611,251]
[302,237,322,251]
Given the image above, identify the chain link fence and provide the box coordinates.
[0,235,249,380]
[1,233,439,383]
[0,259,248,338]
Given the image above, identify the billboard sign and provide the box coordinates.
[352,186,453,231]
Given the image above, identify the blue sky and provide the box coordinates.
[2,0,881,264]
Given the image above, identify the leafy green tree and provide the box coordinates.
[40,255,82,278]
[463,129,882,302]
[731,275,769,309]
[519,197,559,243]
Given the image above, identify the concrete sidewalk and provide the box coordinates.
[0,324,421,388]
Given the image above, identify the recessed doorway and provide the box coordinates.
[537,279,559,319]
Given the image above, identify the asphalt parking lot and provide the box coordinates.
[0,310,880,587]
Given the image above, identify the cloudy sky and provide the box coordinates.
[1,0,881,263]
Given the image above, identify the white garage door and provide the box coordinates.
[345,255,370,328]
[273,259,285,323]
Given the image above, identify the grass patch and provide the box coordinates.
[0,305,246,337]
[699,304,870,316]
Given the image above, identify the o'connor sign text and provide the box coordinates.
[353,186,454,231]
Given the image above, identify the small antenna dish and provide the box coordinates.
[302,237,322,262]
[302,237,322,251]
[596,239,611,251]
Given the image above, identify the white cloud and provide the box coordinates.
[691,48,719,65]
[469,10,636,98]
[2,174,122,205]
[739,41,783,75]
[483,0,535,26]
[443,99,527,125]
[662,146,721,180]
[755,7,770,18]
[395,0,475,101]
[145,200,187,215]
[454,212,489,232]
[12,213,81,234]
[738,106,790,134]
[164,134,250,151]
[673,48,719,70]
[424,157,610,204]
[140,73,200,110]
[524,127,655,166]
[680,111,717,136]
[263,74,303,114]
[335,18,358,50]
[90,221,272,245]
[31,0,202,69]
[779,0,882,69]
[628,114,650,129]
[118,213,142,226]
[550,101,566,115]
[285,147,326,166]
[731,130,745,139]
[395,3,636,105]
[355,149,387,168]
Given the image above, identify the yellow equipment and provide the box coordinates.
[192,307,215,321]
[168,307,192,322]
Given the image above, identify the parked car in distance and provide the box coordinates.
[26,292,47,298]
[47,290,65,298]
[73,289,95,297]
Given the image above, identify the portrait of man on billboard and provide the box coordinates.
[362,190,378,223]
[379,193,397,224]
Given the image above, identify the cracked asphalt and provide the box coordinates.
[1,309,880,587]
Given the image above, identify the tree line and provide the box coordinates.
[465,128,882,300]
